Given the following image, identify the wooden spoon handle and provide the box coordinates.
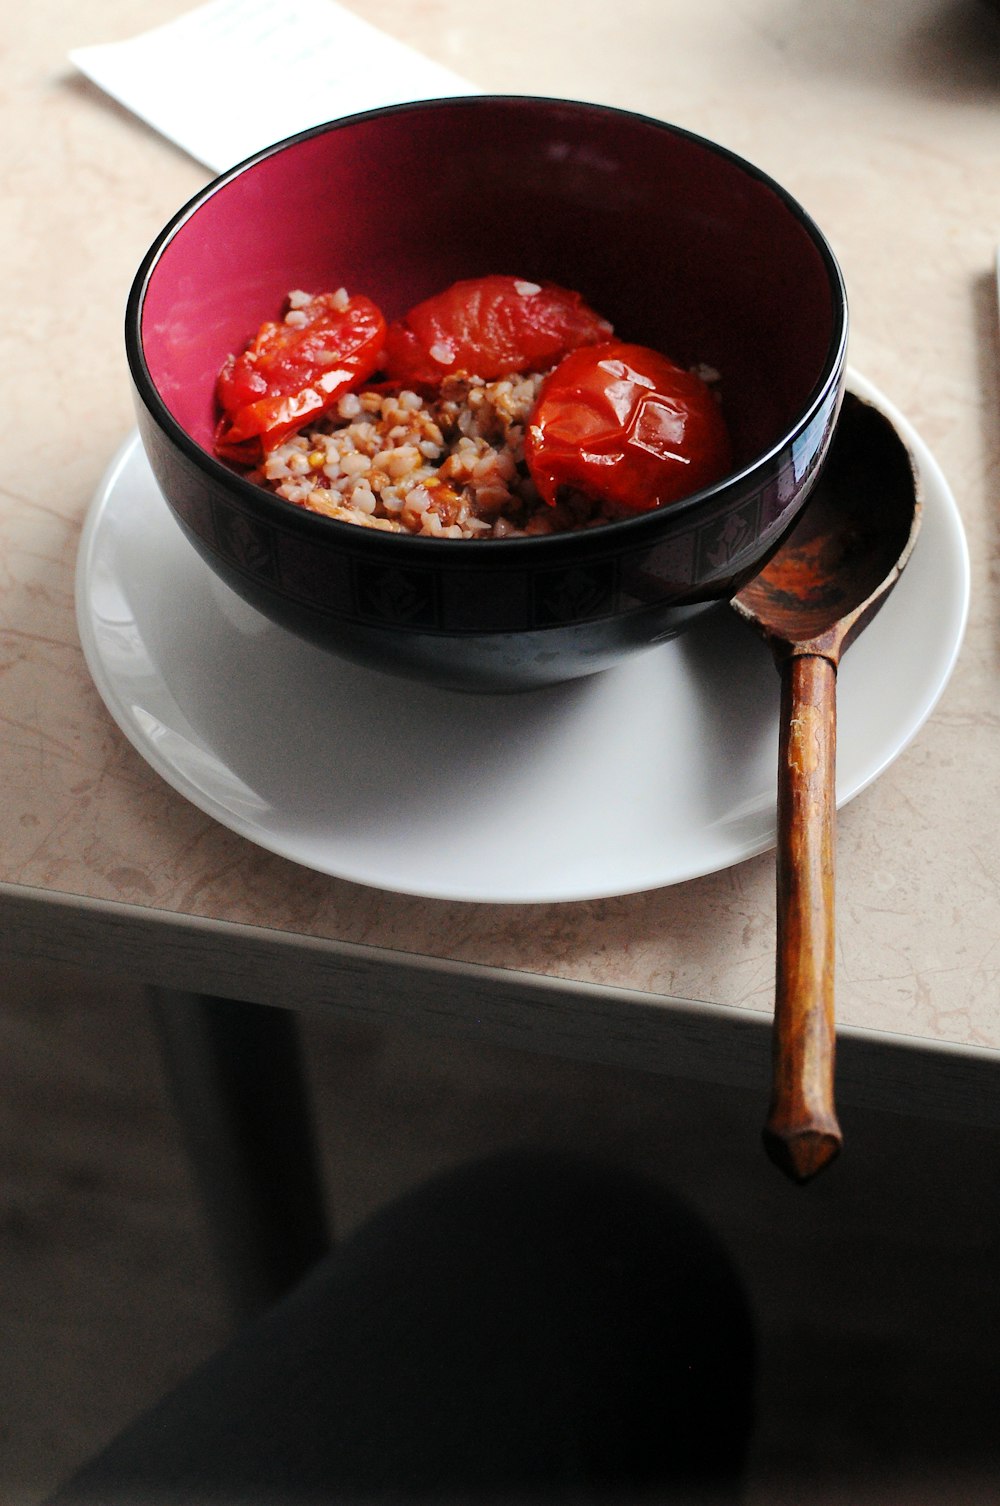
[763,652,843,1182]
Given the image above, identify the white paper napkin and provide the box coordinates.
[70,0,477,174]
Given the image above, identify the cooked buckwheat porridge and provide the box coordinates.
[249,367,613,541]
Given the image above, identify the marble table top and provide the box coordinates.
[3,0,999,1095]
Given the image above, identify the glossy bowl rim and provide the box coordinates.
[125,93,849,561]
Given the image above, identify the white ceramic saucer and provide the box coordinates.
[76,371,970,904]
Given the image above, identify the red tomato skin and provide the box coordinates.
[524,341,732,514]
[215,292,386,456]
[382,276,614,386]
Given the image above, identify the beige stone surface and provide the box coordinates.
[2,0,999,1051]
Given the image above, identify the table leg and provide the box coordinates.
[147,989,331,1323]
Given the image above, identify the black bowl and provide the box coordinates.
[127,95,847,692]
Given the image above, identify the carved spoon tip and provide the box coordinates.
[763,1125,843,1184]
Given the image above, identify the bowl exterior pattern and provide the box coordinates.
[136,372,840,687]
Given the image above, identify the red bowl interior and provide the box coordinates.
[138,97,842,478]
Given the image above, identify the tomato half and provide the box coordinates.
[524,340,732,515]
[382,275,614,387]
[214,292,386,457]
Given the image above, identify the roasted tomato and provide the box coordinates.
[382,275,613,387]
[524,340,732,514]
[214,291,386,457]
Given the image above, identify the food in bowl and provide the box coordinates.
[213,275,734,540]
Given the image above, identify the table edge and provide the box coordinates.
[2,881,997,1129]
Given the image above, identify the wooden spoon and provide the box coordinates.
[732,390,922,1182]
